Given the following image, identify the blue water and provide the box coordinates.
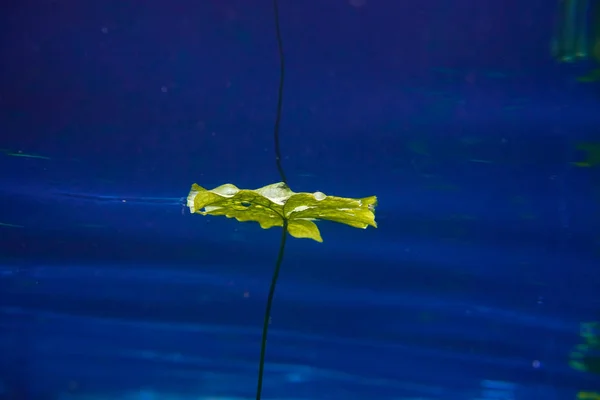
[1,0,600,399]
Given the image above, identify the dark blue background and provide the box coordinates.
[1,0,599,399]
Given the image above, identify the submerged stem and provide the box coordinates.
[255,219,288,400]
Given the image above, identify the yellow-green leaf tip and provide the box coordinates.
[187,182,377,242]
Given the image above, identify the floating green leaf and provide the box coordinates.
[187,182,377,242]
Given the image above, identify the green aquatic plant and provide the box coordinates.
[186,182,377,398]
[570,321,600,399]
[572,142,600,167]
[187,0,377,399]
[552,0,600,82]
[578,391,600,399]
[187,182,376,242]
[577,68,600,82]
[552,0,592,62]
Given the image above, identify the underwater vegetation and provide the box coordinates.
[572,142,600,167]
[570,321,600,374]
[552,0,600,81]
[570,321,600,399]
[552,0,595,62]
